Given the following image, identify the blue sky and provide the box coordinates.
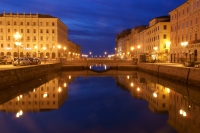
[0,0,185,55]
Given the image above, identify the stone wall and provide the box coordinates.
[138,63,200,86]
[0,63,62,90]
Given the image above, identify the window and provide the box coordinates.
[195,33,197,40]
[41,44,43,48]
[52,29,55,33]
[158,26,159,30]
[182,22,184,29]
[1,44,3,48]
[21,29,23,33]
[163,34,166,39]
[0,21,2,25]
[162,103,166,108]
[191,20,192,26]
[33,36,36,40]
[27,22,30,25]
[164,25,167,30]
[8,36,11,40]
[7,44,10,47]
[196,18,198,24]
[158,35,159,39]
[33,22,36,26]
[14,21,16,25]
[21,22,23,25]
[186,21,188,27]
[40,29,43,33]
[8,29,10,33]
[46,37,49,41]
[7,21,10,25]
[33,29,36,33]
[27,29,30,33]
[52,36,55,41]
[40,22,43,26]
[0,29,3,33]
[52,22,55,26]
[46,29,49,33]
[0,36,3,40]
[14,29,17,32]
[46,22,48,26]
[27,44,30,48]
[40,36,43,41]
[27,36,30,40]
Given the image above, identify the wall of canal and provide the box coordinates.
[0,63,62,89]
[138,63,200,86]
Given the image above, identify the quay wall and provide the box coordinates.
[138,63,200,86]
[0,63,62,89]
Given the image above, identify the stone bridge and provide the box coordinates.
[60,58,135,67]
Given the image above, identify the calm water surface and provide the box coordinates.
[1,69,199,133]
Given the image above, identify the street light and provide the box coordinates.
[14,32,22,66]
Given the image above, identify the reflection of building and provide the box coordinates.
[116,74,170,113]
[143,82,170,113]
[0,77,68,116]
[168,89,200,133]
[0,12,81,59]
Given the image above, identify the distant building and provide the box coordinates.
[0,12,81,59]
[169,0,200,63]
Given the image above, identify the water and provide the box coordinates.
[1,69,199,133]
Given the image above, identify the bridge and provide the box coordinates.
[60,58,136,67]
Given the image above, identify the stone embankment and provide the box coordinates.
[138,63,200,86]
[0,63,62,89]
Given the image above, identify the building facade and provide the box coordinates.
[0,12,81,60]
[144,16,171,62]
[169,0,200,63]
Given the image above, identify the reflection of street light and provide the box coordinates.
[14,32,22,66]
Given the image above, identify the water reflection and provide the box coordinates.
[0,75,70,118]
[0,70,200,132]
[89,64,110,71]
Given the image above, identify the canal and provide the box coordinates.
[0,69,199,133]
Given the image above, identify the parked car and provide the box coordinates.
[0,56,13,64]
[13,58,30,66]
[28,58,37,65]
[34,58,41,64]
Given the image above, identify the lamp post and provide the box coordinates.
[34,46,38,57]
[137,45,140,61]
[181,42,188,63]
[131,46,134,58]
[14,32,22,66]
[43,47,47,64]
[63,47,66,57]
[154,46,158,62]
[104,52,107,58]
[58,45,61,62]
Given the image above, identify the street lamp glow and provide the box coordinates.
[131,47,134,51]
[58,87,62,92]
[58,45,61,49]
[137,45,140,49]
[130,82,134,87]
[154,47,158,51]
[14,32,22,40]
[63,47,66,50]
[181,42,188,47]
[14,32,22,65]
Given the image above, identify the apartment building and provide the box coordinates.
[0,12,81,60]
[169,0,200,62]
[144,16,171,62]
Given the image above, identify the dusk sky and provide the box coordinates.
[0,0,185,55]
